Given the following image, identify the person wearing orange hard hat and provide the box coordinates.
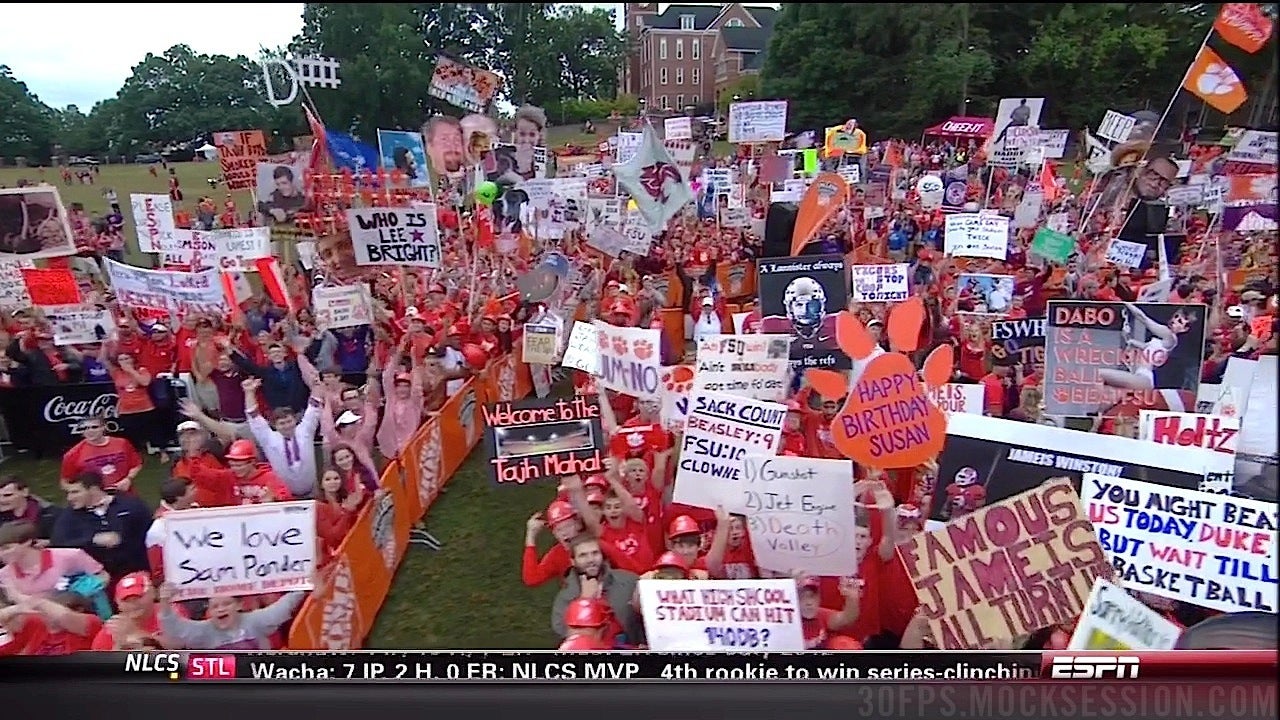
[522,498,645,586]
[182,439,293,505]
[558,598,615,650]
[560,473,655,575]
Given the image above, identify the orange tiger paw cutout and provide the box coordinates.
[803,297,950,469]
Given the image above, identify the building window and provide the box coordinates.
[660,95,670,110]
[676,68,684,85]
[677,94,684,109]
[725,18,744,27]
[692,39,701,60]
[692,95,700,106]
[660,38,667,60]
[635,17,643,29]
[680,14,695,30]
[691,67,700,85]
[676,39,684,60]
[660,67,668,85]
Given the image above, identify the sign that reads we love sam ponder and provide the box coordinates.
[483,395,605,485]
[347,207,443,268]
[163,501,317,601]
[899,479,1112,649]
[1081,474,1277,613]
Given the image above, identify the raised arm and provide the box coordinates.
[178,398,237,446]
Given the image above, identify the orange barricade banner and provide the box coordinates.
[717,261,756,300]
[287,345,533,649]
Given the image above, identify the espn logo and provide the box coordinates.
[1046,655,1140,679]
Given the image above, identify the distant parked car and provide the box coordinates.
[68,156,100,165]
[134,153,163,163]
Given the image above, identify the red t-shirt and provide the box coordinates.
[958,343,987,382]
[979,373,1005,416]
[61,437,141,490]
[599,519,654,572]
[802,607,839,649]
[719,542,759,580]
[0,614,102,656]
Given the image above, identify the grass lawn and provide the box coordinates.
[1,158,567,649]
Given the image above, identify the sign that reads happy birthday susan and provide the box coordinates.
[482,395,605,486]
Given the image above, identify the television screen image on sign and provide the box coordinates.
[756,254,850,370]
[929,414,1218,522]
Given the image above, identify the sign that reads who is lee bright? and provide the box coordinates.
[346,206,443,268]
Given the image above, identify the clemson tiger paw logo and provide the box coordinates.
[804,297,952,469]
[662,365,695,394]
[610,336,629,356]
[632,338,655,360]
[1195,63,1241,97]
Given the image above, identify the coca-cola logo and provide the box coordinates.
[941,121,986,136]
[44,393,120,427]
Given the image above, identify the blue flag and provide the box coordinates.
[324,130,379,173]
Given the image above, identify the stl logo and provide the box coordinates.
[805,297,952,469]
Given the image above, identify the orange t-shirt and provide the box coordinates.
[61,437,141,490]
[113,369,155,414]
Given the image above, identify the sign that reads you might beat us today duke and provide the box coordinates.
[672,390,786,511]
[483,395,604,485]
[1081,474,1277,613]
[163,501,317,601]
[346,207,443,268]
[900,479,1112,650]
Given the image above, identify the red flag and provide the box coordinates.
[220,272,247,323]
[1040,162,1059,205]
[1215,3,1274,53]
[254,257,294,313]
[303,104,330,174]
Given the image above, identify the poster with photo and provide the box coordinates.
[954,273,1015,315]
[987,97,1046,166]
[483,395,604,486]
[424,115,467,178]
[0,187,77,260]
[1044,301,1207,417]
[254,154,310,242]
[928,413,1215,522]
[756,255,850,370]
[376,129,431,188]
[427,56,501,113]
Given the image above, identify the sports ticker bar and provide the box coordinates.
[0,650,1274,683]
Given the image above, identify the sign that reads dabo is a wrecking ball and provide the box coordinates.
[163,501,317,600]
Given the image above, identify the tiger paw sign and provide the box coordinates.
[805,297,953,469]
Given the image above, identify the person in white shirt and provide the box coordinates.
[693,295,722,345]
[241,377,322,499]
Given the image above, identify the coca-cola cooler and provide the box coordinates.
[4,377,187,458]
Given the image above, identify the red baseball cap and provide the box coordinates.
[115,571,153,602]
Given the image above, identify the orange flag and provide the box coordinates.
[789,172,850,256]
[1183,46,1248,115]
[1039,162,1059,205]
[1215,3,1274,54]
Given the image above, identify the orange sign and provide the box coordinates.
[20,267,80,306]
[287,348,533,649]
[213,130,268,191]
[1183,46,1248,115]
[1215,3,1274,54]
[805,297,953,469]
[790,172,850,256]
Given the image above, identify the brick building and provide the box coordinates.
[620,3,778,114]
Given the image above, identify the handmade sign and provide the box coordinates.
[483,395,604,485]
[672,390,786,510]
[104,260,227,315]
[849,264,909,303]
[312,285,373,330]
[347,207,442,268]
[163,501,317,600]
[728,101,788,144]
[990,318,1045,366]
[637,578,805,652]
[213,130,268,191]
[1067,579,1181,650]
[522,324,559,365]
[592,320,663,398]
[899,479,1112,649]
[1138,410,1238,490]
[46,307,116,346]
[160,228,272,272]
[943,213,1009,260]
[740,454,858,577]
[1044,301,1207,417]
[130,193,175,253]
[561,321,602,375]
[927,383,984,415]
[693,334,791,402]
[1081,474,1277,613]
[0,259,33,309]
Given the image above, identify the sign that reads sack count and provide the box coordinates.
[163,501,317,600]
[347,206,442,268]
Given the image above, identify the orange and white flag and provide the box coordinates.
[1214,3,1275,54]
[1183,46,1248,115]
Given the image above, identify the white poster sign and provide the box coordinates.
[312,285,373,330]
[1081,474,1277,613]
[741,454,858,577]
[0,259,34,309]
[849,264,909,303]
[163,500,318,601]
[47,306,117,346]
[943,213,1009,260]
[346,207,442,268]
[927,383,985,415]
[130,193,175,253]
[104,259,227,315]
[728,101,788,144]
[672,390,786,510]
[692,334,791,402]
[561,321,602,375]
[1138,410,1238,489]
[1224,130,1277,166]
[615,132,643,165]
[664,116,693,141]
[1097,110,1137,143]
[1105,238,1147,268]
[1067,579,1181,650]
[592,321,663,398]
[160,227,272,272]
[637,578,805,652]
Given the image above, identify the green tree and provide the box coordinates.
[0,65,56,161]
[718,75,761,116]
